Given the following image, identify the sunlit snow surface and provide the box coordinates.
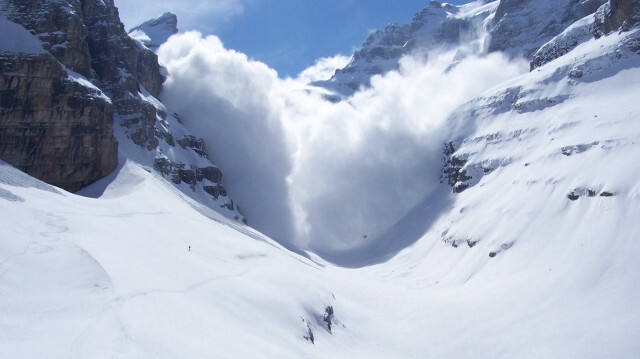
[0,13,46,54]
[2,28,640,359]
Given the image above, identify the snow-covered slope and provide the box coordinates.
[315,0,609,97]
[2,21,640,358]
[415,26,640,274]
[128,12,178,52]
[0,0,244,222]
[486,0,607,58]
[3,0,640,357]
[0,13,46,54]
[314,0,498,96]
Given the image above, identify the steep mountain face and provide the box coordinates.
[486,0,607,57]
[304,0,640,261]
[1,0,640,357]
[314,1,498,95]
[598,0,640,32]
[0,2,118,192]
[0,0,244,220]
[0,51,116,192]
[530,0,640,69]
[128,12,178,52]
[316,0,612,96]
[432,0,640,258]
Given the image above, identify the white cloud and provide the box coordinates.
[158,32,296,242]
[295,54,351,83]
[158,32,528,255]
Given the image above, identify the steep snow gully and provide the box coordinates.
[2,0,640,358]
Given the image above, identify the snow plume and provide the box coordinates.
[158,31,528,256]
[295,54,351,83]
[158,32,295,242]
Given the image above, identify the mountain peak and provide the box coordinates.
[128,12,178,51]
[313,0,492,96]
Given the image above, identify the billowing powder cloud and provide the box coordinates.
[158,32,295,242]
[295,54,351,83]
[158,32,527,254]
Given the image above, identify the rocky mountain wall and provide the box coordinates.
[0,0,245,221]
[0,0,165,191]
[0,52,116,191]
[531,0,640,70]
[595,0,640,34]
[314,0,495,95]
[316,0,634,96]
[80,0,164,98]
[486,0,607,58]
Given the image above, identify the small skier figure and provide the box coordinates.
[188,245,191,251]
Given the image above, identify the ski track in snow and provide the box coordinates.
[0,212,69,279]
[2,6,640,359]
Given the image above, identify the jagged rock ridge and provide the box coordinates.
[0,0,244,221]
[486,0,607,57]
[128,12,178,51]
[315,0,616,96]
[314,1,497,95]
[0,1,120,192]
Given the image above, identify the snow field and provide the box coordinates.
[1,8,640,359]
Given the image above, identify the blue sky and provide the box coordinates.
[116,0,473,78]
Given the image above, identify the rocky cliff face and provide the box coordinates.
[595,0,640,34]
[486,0,607,58]
[530,0,640,70]
[0,0,121,192]
[0,0,245,221]
[315,0,621,97]
[0,52,117,191]
[314,1,497,95]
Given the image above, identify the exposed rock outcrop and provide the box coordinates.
[595,0,640,35]
[1,0,93,77]
[153,158,224,196]
[0,0,245,222]
[530,15,597,70]
[0,0,165,191]
[0,3,119,192]
[314,0,494,95]
[532,0,640,70]
[0,52,117,192]
[487,0,607,59]
[440,141,472,193]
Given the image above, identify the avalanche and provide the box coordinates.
[2,25,640,359]
[2,0,640,358]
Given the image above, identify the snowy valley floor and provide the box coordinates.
[1,151,639,358]
[2,30,640,359]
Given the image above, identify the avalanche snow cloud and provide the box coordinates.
[158,31,528,255]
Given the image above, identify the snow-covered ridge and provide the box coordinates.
[2,0,640,357]
[2,25,640,352]
[0,13,45,54]
[314,0,498,96]
[486,0,607,58]
[0,0,244,221]
[128,12,178,52]
[314,0,611,97]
